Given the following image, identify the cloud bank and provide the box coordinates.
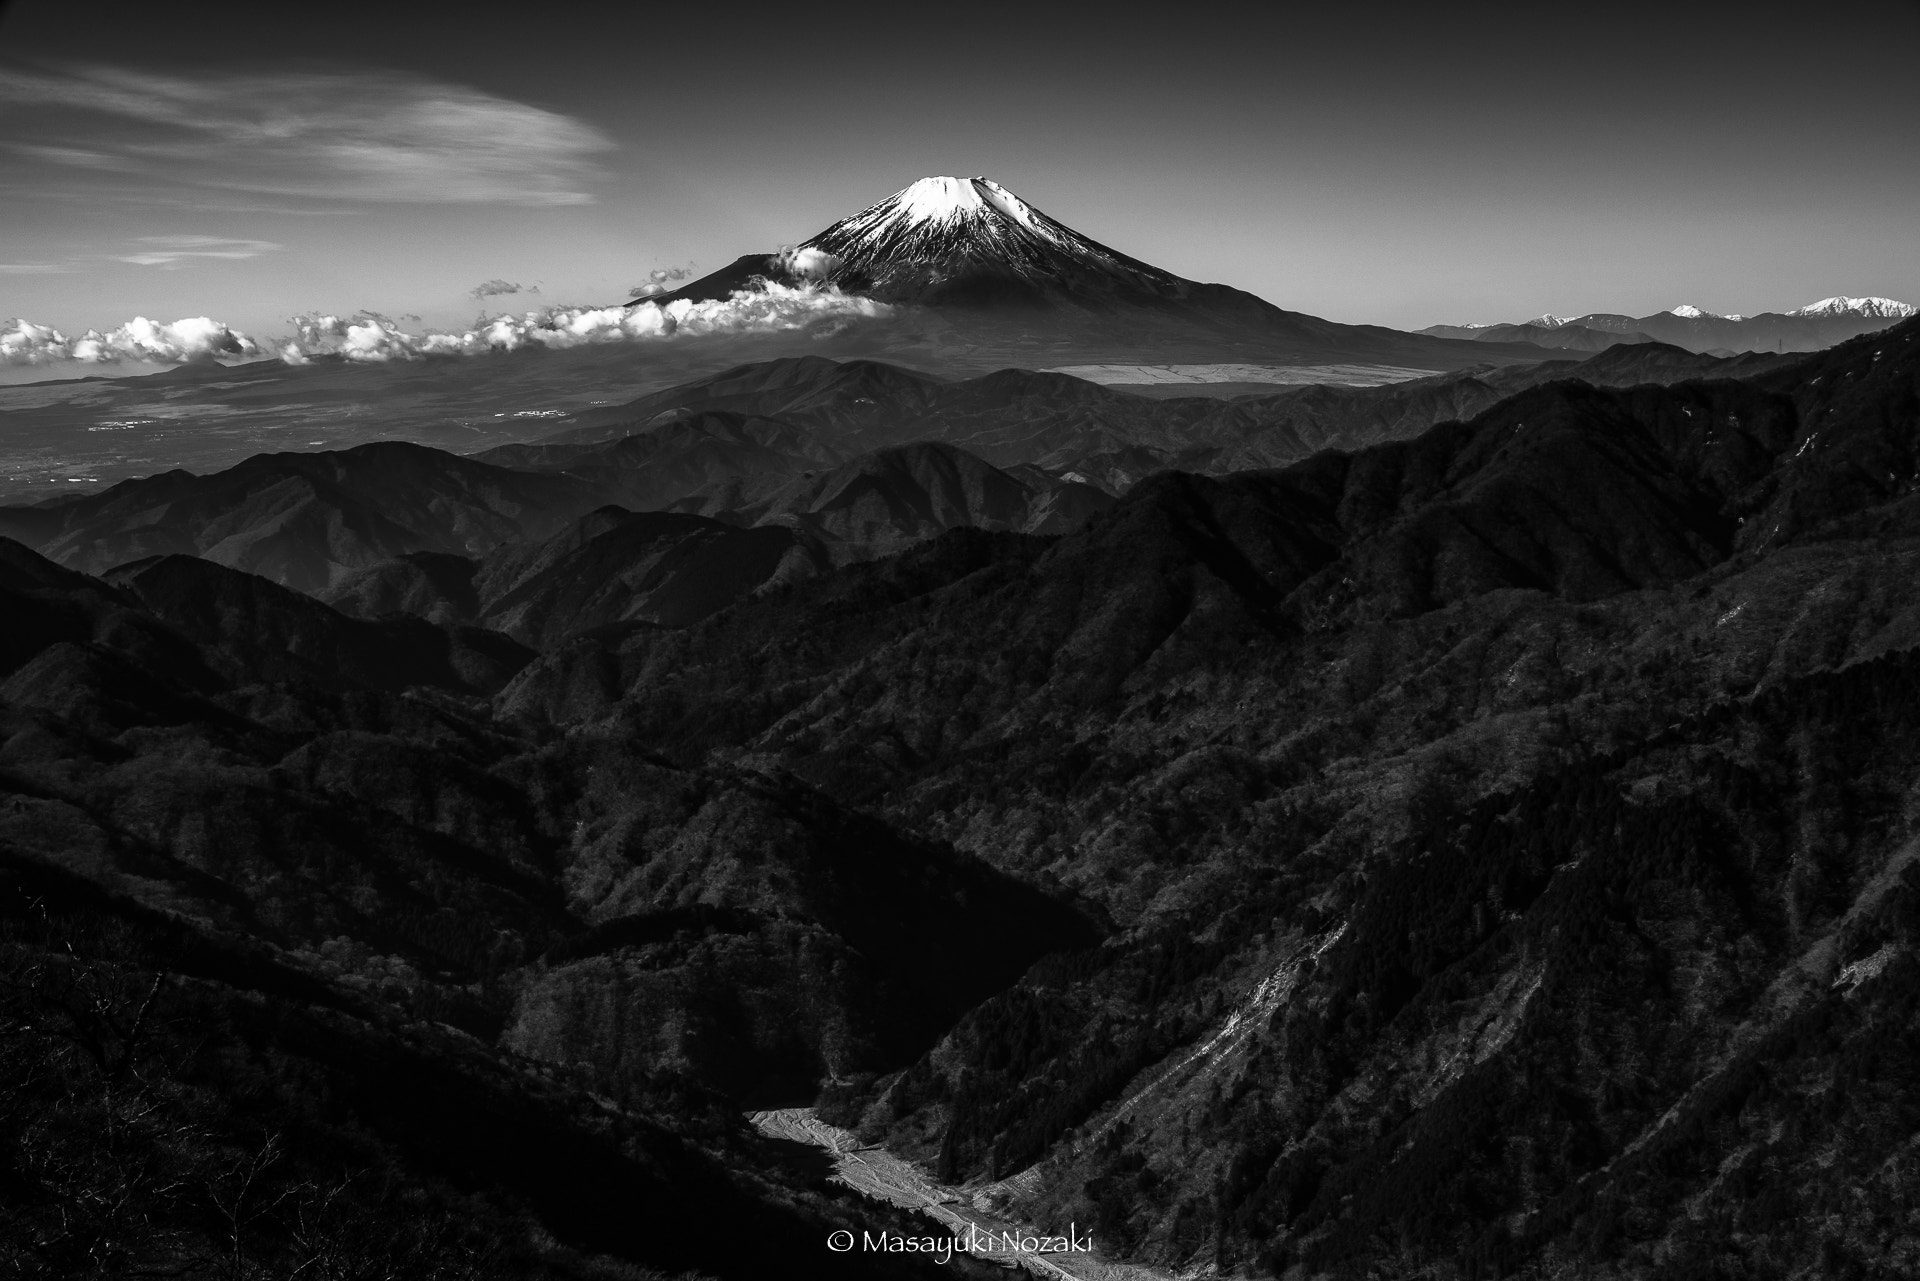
[0,64,615,206]
[280,284,892,363]
[4,283,891,375]
[1,315,262,366]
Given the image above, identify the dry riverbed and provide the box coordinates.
[749,1108,1170,1280]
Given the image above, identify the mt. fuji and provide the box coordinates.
[790,174,1187,306]
[635,175,1559,375]
[641,176,1197,310]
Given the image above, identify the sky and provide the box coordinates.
[1,0,1917,355]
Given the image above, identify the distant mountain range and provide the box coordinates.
[1423,295,1914,354]
[0,340,1795,646]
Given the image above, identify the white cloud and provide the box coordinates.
[0,64,615,207]
[1,315,261,365]
[0,263,68,275]
[113,235,283,268]
[0,320,71,365]
[775,246,842,280]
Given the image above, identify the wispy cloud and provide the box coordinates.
[470,278,539,300]
[112,235,283,268]
[0,64,616,207]
[1,180,365,216]
[8,142,124,169]
[0,263,69,275]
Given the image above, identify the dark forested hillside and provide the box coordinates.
[5,318,1920,1278]
[0,534,1073,1278]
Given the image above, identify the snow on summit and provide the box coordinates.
[797,175,1185,303]
[835,176,1052,235]
[886,176,1035,227]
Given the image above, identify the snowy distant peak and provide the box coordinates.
[1667,298,1913,321]
[1789,296,1916,319]
[1428,292,1913,356]
[797,175,1183,303]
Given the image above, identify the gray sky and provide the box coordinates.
[1,0,1915,344]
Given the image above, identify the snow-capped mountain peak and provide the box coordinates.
[890,176,1000,224]
[1529,314,1574,328]
[877,175,1049,233]
[1788,296,1917,319]
[1668,304,1719,319]
[796,175,1183,304]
